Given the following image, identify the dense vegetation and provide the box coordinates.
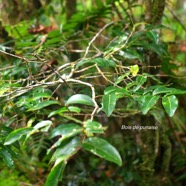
[0,0,186,185]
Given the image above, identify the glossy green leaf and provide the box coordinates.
[153,86,186,96]
[48,124,82,153]
[48,106,81,118]
[146,43,167,56]
[94,58,116,67]
[119,49,143,62]
[33,120,52,132]
[162,95,178,117]
[104,86,117,95]
[149,108,164,124]
[133,75,147,91]
[82,137,122,166]
[27,117,36,127]
[51,137,81,162]
[103,93,116,116]
[28,100,60,111]
[128,31,145,44]
[114,72,130,86]
[76,58,116,68]
[143,85,161,95]
[126,81,137,89]
[153,86,171,95]
[4,127,33,145]
[143,73,162,84]
[146,30,159,44]
[84,120,105,136]
[130,65,139,77]
[66,94,94,106]
[141,94,160,114]
[166,89,186,96]
[104,86,130,98]
[0,146,14,167]
[50,124,83,139]
[45,160,66,186]
[115,88,130,98]
[32,93,51,100]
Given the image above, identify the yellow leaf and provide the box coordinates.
[130,65,139,76]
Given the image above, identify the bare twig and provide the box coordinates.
[166,5,186,32]
[83,22,114,59]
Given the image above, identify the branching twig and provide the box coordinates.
[83,22,114,59]
[66,79,99,121]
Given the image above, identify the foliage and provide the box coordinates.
[0,164,30,186]
[0,0,186,185]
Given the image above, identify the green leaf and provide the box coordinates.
[126,81,137,89]
[149,108,164,124]
[140,94,160,114]
[146,43,167,56]
[0,146,14,167]
[84,120,105,136]
[76,58,116,68]
[115,88,130,99]
[119,49,143,62]
[165,89,186,96]
[66,94,94,106]
[146,30,159,44]
[103,93,116,116]
[153,86,171,95]
[143,85,161,95]
[153,86,186,96]
[104,86,130,98]
[27,117,36,127]
[82,137,122,166]
[50,124,83,139]
[51,137,81,162]
[33,120,52,132]
[133,75,147,91]
[32,93,51,100]
[130,65,139,77]
[162,95,178,117]
[167,91,186,96]
[45,160,66,186]
[128,31,145,44]
[114,72,130,86]
[94,58,116,67]
[104,86,117,95]
[4,127,33,145]
[48,124,82,154]
[143,73,162,84]
[48,106,81,118]
[28,100,60,111]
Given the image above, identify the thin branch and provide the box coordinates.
[66,79,99,121]
[83,21,114,59]
[166,5,186,32]
[0,49,28,60]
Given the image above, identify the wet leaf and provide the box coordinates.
[45,160,66,186]
[4,127,33,145]
[83,137,122,166]
[162,95,178,117]
[140,94,160,114]
[28,100,60,111]
[103,93,116,116]
[66,94,94,106]
[51,137,81,162]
